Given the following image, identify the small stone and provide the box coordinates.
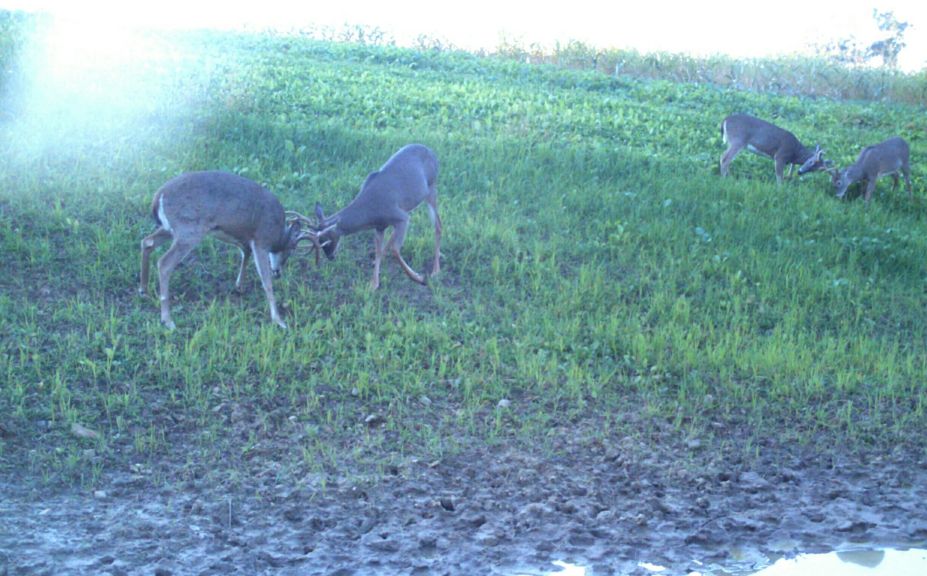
[364,414,385,427]
[70,422,101,440]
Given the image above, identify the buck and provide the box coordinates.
[832,136,912,204]
[308,144,441,289]
[139,171,320,330]
[720,113,828,184]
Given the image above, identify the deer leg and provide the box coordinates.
[156,238,199,330]
[719,144,743,177]
[252,243,287,329]
[891,173,899,193]
[139,228,172,295]
[371,229,386,290]
[386,219,426,286]
[235,245,252,292]
[774,156,786,185]
[426,192,442,275]
[864,180,877,204]
[903,167,913,198]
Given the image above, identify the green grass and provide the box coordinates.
[1,17,926,485]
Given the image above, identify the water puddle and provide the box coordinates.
[749,548,927,575]
[511,548,927,575]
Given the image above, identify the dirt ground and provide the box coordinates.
[2,404,926,576]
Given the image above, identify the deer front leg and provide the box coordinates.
[252,244,287,329]
[864,180,877,204]
[774,156,786,185]
[139,228,172,295]
[371,229,385,290]
[426,193,441,276]
[386,219,426,286]
[235,245,252,292]
[156,238,198,330]
[903,167,913,198]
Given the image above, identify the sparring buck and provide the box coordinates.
[720,114,828,184]
[139,171,320,330]
[832,136,912,204]
[309,144,441,289]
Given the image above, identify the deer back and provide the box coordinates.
[328,144,438,234]
[154,171,289,251]
[724,114,822,169]
[859,136,909,174]
[836,137,910,193]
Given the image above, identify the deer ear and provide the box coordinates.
[315,203,325,223]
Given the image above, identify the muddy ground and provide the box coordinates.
[2,401,927,576]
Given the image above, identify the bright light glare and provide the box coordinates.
[5,6,204,158]
[3,0,925,71]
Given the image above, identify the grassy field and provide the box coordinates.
[1,15,926,488]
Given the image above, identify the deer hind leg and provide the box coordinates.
[386,218,426,286]
[139,228,172,295]
[251,244,286,329]
[156,237,200,330]
[719,143,743,177]
[426,190,442,275]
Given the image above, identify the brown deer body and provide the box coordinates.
[139,171,317,330]
[313,144,441,289]
[720,114,827,184]
[833,136,912,204]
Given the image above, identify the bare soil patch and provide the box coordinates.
[3,403,926,575]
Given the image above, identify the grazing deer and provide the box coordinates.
[139,171,319,330]
[720,114,828,184]
[310,144,441,289]
[832,136,912,204]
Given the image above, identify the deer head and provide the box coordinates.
[797,145,828,175]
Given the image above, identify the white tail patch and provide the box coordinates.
[157,195,172,233]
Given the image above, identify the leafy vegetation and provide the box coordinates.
[0,14,925,486]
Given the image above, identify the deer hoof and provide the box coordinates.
[162,319,176,331]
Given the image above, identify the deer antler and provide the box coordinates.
[286,211,326,265]
[293,230,322,266]
[285,210,319,228]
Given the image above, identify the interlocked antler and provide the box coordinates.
[286,210,323,265]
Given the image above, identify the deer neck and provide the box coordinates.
[329,202,373,236]
[791,144,815,166]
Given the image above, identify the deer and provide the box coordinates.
[139,171,321,330]
[831,136,912,204]
[307,144,441,290]
[720,114,828,184]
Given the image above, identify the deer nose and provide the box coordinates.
[272,268,281,279]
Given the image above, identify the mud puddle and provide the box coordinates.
[2,412,926,575]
